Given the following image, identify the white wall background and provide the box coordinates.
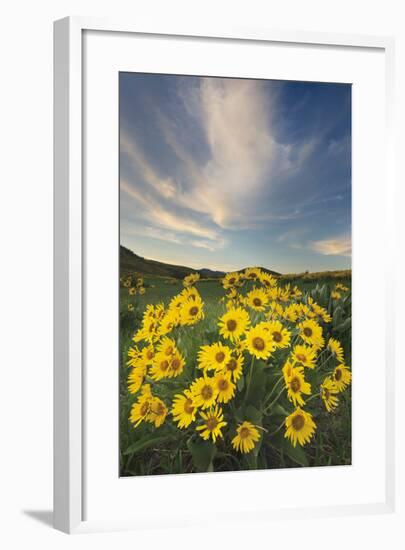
[0,1,403,548]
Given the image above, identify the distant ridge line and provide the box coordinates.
[119,245,281,279]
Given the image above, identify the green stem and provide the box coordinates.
[245,355,255,402]
[262,375,284,408]
[317,351,333,369]
[263,385,285,415]
[269,420,285,437]
[305,393,320,404]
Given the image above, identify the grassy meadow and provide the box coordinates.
[119,269,351,477]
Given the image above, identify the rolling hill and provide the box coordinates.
[120,245,280,279]
[120,245,225,279]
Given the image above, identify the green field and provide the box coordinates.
[120,272,351,477]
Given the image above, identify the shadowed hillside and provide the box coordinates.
[120,245,281,279]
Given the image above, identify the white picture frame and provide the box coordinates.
[54,16,397,534]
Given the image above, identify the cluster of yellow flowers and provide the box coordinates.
[126,267,351,458]
[331,282,349,301]
[121,274,146,311]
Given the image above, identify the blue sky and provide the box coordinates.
[120,73,351,273]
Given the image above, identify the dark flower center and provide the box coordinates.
[252,337,265,351]
[215,352,226,363]
[201,385,213,400]
[184,399,194,414]
[226,358,237,371]
[170,358,180,371]
[226,319,238,331]
[272,331,282,343]
[292,414,305,431]
[239,427,250,439]
[160,360,169,371]
[140,402,150,416]
[290,377,301,393]
[206,417,218,430]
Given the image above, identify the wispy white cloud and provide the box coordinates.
[156,78,298,229]
[120,75,351,270]
[120,131,178,199]
[310,234,351,257]
[121,180,217,240]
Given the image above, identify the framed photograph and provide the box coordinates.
[54,17,397,534]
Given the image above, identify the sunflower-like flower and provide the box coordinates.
[268,300,284,318]
[180,286,200,302]
[245,288,269,311]
[127,365,147,394]
[327,337,344,363]
[129,384,154,428]
[222,354,244,382]
[218,307,250,341]
[129,287,136,296]
[179,295,204,326]
[171,390,198,429]
[183,273,200,287]
[232,421,261,453]
[245,325,275,360]
[157,337,176,357]
[331,290,341,300]
[285,407,316,447]
[335,283,349,292]
[291,344,317,369]
[197,342,232,373]
[259,271,277,289]
[148,397,168,428]
[290,285,303,299]
[308,297,332,323]
[149,351,172,380]
[283,304,299,322]
[282,360,304,385]
[265,320,291,348]
[158,311,178,336]
[286,367,311,407]
[133,316,159,343]
[222,272,240,289]
[196,406,227,442]
[243,267,262,281]
[321,377,340,412]
[332,364,352,392]
[126,345,143,368]
[140,344,155,366]
[168,351,185,378]
[298,319,324,348]
[214,372,236,403]
[190,376,218,409]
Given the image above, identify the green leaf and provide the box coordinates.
[245,362,267,407]
[269,403,290,417]
[336,317,351,334]
[237,375,245,392]
[187,438,217,472]
[270,432,309,467]
[244,404,263,425]
[123,434,173,456]
[333,306,344,328]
